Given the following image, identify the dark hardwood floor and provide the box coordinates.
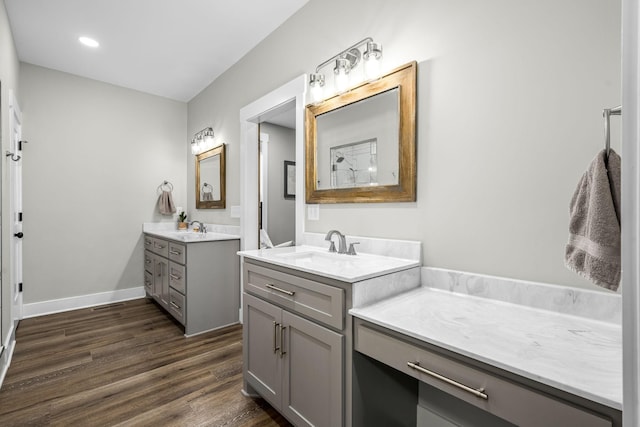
[0,298,292,426]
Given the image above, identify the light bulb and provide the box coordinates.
[363,42,383,80]
[334,58,350,93]
[309,73,325,103]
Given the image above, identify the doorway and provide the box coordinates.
[239,75,306,253]
[258,100,296,247]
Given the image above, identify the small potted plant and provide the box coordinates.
[177,211,188,230]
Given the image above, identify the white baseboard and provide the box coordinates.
[22,287,146,319]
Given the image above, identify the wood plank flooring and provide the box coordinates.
[0,298,292,426]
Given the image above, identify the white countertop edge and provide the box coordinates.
[349,288,622,411]
[238,245,420,282]
[144,229,240,242]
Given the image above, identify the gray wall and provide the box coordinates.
[261,122,295,245]
[188,0,621,290]
[19,63,187,303]
[0,0,20,345]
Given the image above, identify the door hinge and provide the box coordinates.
[18,212,22,222]
[18,283,23,292]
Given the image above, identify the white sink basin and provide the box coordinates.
[164,232,208,242]
[273,250,345,263]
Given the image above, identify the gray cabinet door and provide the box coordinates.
[282,310,343,427]
[244,293,283,408]
[154,256,169,307]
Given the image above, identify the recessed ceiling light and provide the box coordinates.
[78,36,99,48]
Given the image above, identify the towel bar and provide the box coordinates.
[603,105,621,158]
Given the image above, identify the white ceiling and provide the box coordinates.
[4,0,309,102]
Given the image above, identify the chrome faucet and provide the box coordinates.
[325,230,347,254]
[189,220,207,234]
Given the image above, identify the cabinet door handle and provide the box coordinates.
[145,240,152,246]
[265,284,295,296]
[145,259,152,264]
[170,301,181,310]
[170,274,181,280]
[407,361,488,400]
[273,321,280,354]
[279,324,287,358]
[169,250,181,255]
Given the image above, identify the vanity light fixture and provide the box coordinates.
[308,37,383,104]
[191,127,215,155]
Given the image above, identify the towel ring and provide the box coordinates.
[157,180,174,193]
[603,105,621,159]
[202,182,214,193]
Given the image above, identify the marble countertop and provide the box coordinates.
[350,287,622,410]
[238,245,420,282]
[145,229,239,243]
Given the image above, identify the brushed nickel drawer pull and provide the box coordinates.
[407,361,488,400]
[145,240,152,245]
[265,284,295,296]
[169,274,181,280]
[273,321,280,354]
[169,250,181,255]
[279,324,287,358]
[170,301,181,310]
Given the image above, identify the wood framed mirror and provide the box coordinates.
[196,143,226,209]
[305,61,416,203]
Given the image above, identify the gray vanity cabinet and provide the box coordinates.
[243,263,345,427]
[144,233,240,336]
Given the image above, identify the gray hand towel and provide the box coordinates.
[158,190,176,216]
[565,149,621,291]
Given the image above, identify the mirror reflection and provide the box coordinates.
[306,61,416,203]
[196,144,226,209]
[317,88,399,189]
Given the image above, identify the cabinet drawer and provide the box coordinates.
[168,242,186,264]
[354,320,612,427]
[144,235,154,251]
[168,288,185,325]
[144,250,154,274]
[244,263,344,330]
[169,262,186,294]
[149,237,169,257]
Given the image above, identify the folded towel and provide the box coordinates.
[202,191,214,201]
[565,149,621,291]
[158,190,176,216]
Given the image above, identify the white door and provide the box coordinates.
[9,92,23,326]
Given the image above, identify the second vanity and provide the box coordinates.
[239,242,421,427]
[144,224,240,336]
[239,236,622,427]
